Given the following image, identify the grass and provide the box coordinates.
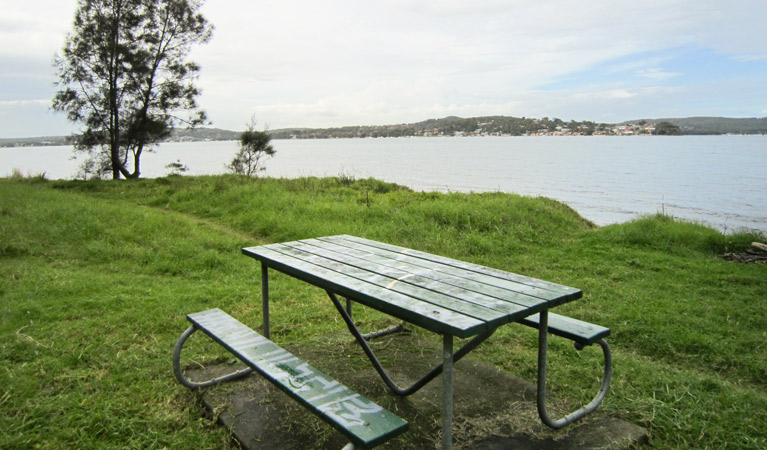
[1,175,765,449]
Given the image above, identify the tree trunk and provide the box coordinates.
[126,145,143,178]
[111,143,122,179]
[110,3,122,180]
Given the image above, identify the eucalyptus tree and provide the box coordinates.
[53,0,213,179]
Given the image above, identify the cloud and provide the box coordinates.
[0,2,74,58]
[636,68,683,80]
[195,0,764,129]
[0,99,50,107]
[3,0,767,136]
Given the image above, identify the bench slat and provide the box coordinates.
[520,312,610,346]
[187,308,408,449]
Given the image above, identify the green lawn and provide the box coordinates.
[1,175,765,449]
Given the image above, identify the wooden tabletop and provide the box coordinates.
[242,235,581,339]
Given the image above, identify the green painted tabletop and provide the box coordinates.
[243,235,581,339]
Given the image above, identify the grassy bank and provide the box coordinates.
[1,175,765,449]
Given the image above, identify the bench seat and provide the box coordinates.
[520,312,610,346]
[183,308,408,449]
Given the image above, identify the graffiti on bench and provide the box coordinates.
[225,328,384,429]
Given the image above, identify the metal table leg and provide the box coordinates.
[326,290,495,397]
[442,333,454,450]
[536,310,612,429]
[261,262,270,339]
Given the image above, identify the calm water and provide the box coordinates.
[3,136,766,233]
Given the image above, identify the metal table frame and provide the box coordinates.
[246,236,610,450]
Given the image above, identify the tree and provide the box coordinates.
[227,119,276,177]
[52,0,212,179]
[653,121,683,136]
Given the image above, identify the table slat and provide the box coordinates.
[243,246,489,337]
[305,238,556,307]
[332,235,581,301]
[272,243,512,324]
[243,235,582,338]
[286,240,538,318]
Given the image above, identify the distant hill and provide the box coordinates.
[0,135,69,148]
[624,117,767,135]
[268,115,605,138]
[2,116,765,147]
[166,127,239,142]
[270,115,767,138]
[0,128,239,148]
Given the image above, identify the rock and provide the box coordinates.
[751,242,767,255]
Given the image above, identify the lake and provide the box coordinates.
[2,136,766,234]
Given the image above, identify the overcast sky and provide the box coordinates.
[2,0,766,138]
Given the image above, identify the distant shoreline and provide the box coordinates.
[3,132,767,149]
[3,114,766,148]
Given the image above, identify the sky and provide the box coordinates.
[1,0,767,138]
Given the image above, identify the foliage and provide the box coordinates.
[168,127,239,142]
[653,121,683,136]
[661,117,767,135]
[8,168,48,181]
[52,0,212,179]
[165,159,189,176]
[2,176,766,448]
[75,150,113,180]
[227,119,276,177]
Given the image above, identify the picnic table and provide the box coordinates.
[238,235,612,449]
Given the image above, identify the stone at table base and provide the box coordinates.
[183,331,648,450]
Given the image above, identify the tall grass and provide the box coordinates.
[1,176,765,449]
